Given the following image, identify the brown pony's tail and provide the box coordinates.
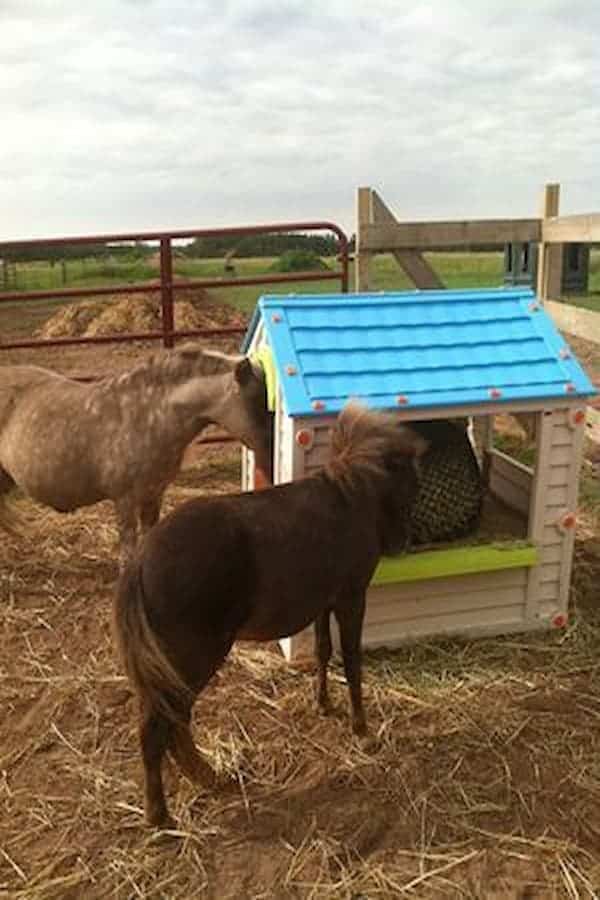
[112,562,205,781]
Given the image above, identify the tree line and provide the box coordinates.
[1,233,345,263]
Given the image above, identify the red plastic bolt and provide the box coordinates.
[396,394,409,405]
[312,400,325,411]
[271,313,282,323]
[561,512,577,530]
[572,409,586,426]
[285,364,297,376]
[552,612,568,629]
[565,382,576,393]
[488,388,502,399]
[296,429,313,448]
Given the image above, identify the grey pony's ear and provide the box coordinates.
[234,357,261,386]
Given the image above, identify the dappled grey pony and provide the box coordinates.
[0,345,272,563]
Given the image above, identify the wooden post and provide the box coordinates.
[537,183,563,301]
[355,187,373,291]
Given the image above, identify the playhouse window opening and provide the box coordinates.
[567,244,580,272]
[480,412,538,545]
[391,413,534,560]
[489,413,536,468]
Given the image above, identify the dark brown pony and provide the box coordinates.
[113,404,428,827]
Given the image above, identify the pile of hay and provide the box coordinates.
[36,291,248,344]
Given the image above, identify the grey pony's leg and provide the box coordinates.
[0,467,19,537]
[0,468,14,493]
[114,498,139,569]
[138,491,164,538]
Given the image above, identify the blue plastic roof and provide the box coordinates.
[242,288,597,417]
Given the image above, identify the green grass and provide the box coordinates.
[2,257,158,291]
[560,248,600,311]
[179,251,505,312]
[561,292,600,313]
[2,250,599,321]
[579,466,600,523]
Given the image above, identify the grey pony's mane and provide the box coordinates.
[94,345,244,395]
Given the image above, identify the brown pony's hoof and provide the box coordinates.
[352,717,368,738]
[291,656,317,673]
[355,731,378,754]
[147,811,177,830]
[186,756,219,788]
[317,697,334,717]
[213,770,238,793]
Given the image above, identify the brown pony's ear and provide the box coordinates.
[234,357,258,386]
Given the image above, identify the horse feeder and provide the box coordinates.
[242,288,596,661]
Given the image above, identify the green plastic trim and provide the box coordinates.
[372,542,538,586]
[251,344,278,412]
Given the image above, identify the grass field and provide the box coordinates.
[3,252,507,304]
[2,252,600,344]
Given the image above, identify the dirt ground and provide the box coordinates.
[1,315,600,898]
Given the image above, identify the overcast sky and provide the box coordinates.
[1,0,599,241]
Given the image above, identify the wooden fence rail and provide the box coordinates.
[356,183,600,301]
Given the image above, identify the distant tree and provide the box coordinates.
[186,232,339,259]
[270,250,331,273]
[2,240,154,264]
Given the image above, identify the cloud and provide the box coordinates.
[1,0,599,239]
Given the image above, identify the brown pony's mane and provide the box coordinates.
[325,403,428,498]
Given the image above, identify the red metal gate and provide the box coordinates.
[0,221,349,352]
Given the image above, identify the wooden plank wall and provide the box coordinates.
[361,567,529,648]
[488,449,533,517]
[532,409,585,621]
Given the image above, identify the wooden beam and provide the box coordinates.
[355,186,373,291]
[391,251,445,289]
[371,191,444,289]
[543,183,560,218]
[543,213,600,243]
[537,184,562,300]
[546,299,600,344]
[361,218,541,251]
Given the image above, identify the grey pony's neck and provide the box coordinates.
[90,357,233,448]
[166,376,231,443]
